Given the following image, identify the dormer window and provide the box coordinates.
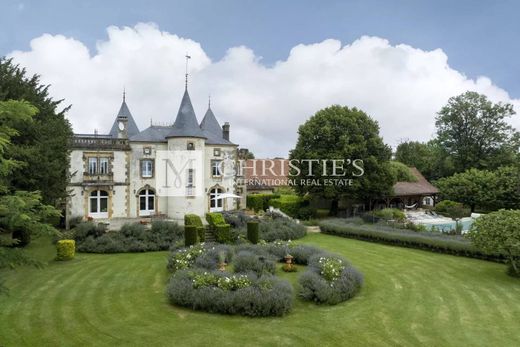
[187,142,195,150]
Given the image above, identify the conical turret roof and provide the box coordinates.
[167,90,206,138]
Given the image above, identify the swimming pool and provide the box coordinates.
[419,218,474,233]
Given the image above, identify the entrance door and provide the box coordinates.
[209,187,224,212]
[89,190,109,218]
[139,188,155,216]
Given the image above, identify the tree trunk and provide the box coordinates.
[330,198,339,216]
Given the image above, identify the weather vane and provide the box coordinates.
[185,53,191,89]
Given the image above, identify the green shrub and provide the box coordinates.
[246,194,264,211]
[296,206,317,220]
[215,224,232,243]
[247,221,259,244]
[185,214,203,226]
[184,226,198,246]
[56,239,75,261]
[246,193,281,212]
[373,208,406,222]
[205,212,227,226]
[435,200,461,214]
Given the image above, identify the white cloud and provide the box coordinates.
[9,23,520,157]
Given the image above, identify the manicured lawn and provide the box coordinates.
[1,233,519,346]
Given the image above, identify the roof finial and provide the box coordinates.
[123,87,126,102]
[185,53,191,90]
[208,94,211,109]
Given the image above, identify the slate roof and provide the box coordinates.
[109,99,140,137]
[392,167,439,196]
[200,107,234,145]
[167,90,206,139]
[129,126,171,142]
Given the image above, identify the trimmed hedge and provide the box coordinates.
[215,224,232,243]
[247,221,259,244]
[184,226,198,246]
[185,214,205,242]
[318,219,505,262]
[246,193,281,212]
[206,212,231,243]
[206,212,227,226]
[56,240,75,260]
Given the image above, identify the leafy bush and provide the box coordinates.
[434,200,462,215]
[166,269,293,317]
[319,218,505,261]
[468,209,520,277]
[270,195,302,218]
[56,240,75,260]
[75,221,182,253]
[296,206,317,220]
[233,250,276,275]
[247,221,259,244]
[389,161,418,182]
[184,226,198,246]
[372,208,405,222]
[246,193,280,212]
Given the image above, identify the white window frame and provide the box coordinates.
[211,160,222,177]
[88,157,98,175]
[99,157,109,174]
[141,160,153,178]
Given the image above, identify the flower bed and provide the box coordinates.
[166,241,363,316]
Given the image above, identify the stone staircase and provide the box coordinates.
[204,228,216,242]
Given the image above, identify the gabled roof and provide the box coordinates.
[392,167,439,196]
[129,126,171,142]
[200,107,234,145]
[167,90,206,139]
[109,99,140,137]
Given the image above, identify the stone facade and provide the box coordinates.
[67,88,242,222]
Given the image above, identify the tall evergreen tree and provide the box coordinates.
[0,57,73,206]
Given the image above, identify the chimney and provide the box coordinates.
[222,122,230,141]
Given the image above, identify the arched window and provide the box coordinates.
[209,187,224,212]
[89,190,109,218]
[139,188,155,216]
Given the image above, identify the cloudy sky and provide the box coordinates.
[2,0,520,157]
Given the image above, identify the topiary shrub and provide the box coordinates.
[215,224,231,243]
[184,226,198,247]
[205,212,227,226]
[56,239,75,261]
[184,214,205,243]
[247,221,259,244]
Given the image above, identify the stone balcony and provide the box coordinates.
[71,135,131,150]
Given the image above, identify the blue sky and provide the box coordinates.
[2,0,519,97]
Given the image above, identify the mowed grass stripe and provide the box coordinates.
[1,233,519,346]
